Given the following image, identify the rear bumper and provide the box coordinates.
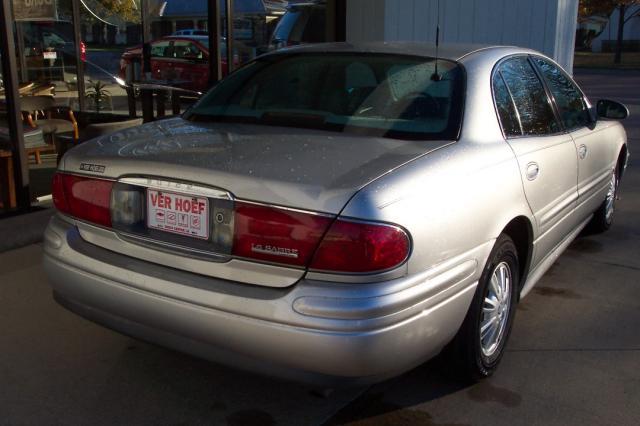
[43,215,481,384]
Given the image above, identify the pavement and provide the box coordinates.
[0,69,639,425]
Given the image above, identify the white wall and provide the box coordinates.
[592,5,640,53]
[346,0,579,72]
[345,0,387,44]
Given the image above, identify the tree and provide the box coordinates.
[579,0,640,63]
[81,0,141,25]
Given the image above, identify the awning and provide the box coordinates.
[158,0,270,17]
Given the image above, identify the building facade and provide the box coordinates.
[591,4,640,53]
[1,0,581,214]
[346,0,579,72]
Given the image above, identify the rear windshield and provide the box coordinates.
[185,53,464,140]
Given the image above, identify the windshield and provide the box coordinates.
[185,53,464,140]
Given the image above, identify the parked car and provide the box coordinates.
[269,0,326,50]
[45,43,629,384]
[119,36,229,92]
[173,29,209,36]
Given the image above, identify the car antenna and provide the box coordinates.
[431,0,441,82]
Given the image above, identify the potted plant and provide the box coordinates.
[85,80,111,114]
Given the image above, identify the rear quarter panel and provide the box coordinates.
[342,47,537,280]
[341,139,533,279]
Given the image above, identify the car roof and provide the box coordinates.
[268,42,535,62]
[164,35,209,42]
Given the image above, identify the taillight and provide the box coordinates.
[309,219,410,273]
[232,201,410,273]
[52,172,411,274]
[52,173,70,215]
[51,172,114,227]
[80,41,86,63]
[233,202,333,267]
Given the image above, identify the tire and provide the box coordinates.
[453,234,519,380]
[588,165,619,233]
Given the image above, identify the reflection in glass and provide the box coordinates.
[269,1,328,52]
[0,48,10,209]
[187,53,464,141]
[11,0,81,200]
[533,57,590,131]
[499,57,560,136]
[0,45,13,211]
[492,71,522,137]
[80,0,142,117]
[15,0,79,106]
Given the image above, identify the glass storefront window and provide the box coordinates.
[0,49,13,212]
[0,0,342,213]
[229,0,338,78]
[11,0,80,202]
[79,0,143,118]
[15,1,80,109]
[268,0,331,51]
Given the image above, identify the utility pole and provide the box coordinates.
[208,0,222,86]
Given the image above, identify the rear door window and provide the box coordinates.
[492,71,522,137]
[498,56,561,136]
[532,57,590,131]
[150,41,170,58]
[173,41,204,61]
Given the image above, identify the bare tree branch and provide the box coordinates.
[623,9,640,23]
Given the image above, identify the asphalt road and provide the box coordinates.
[1,69,639,425]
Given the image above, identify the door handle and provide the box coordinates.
[578,144,588,159]
[526,162,540,181]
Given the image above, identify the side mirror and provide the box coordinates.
[597,99,629,120]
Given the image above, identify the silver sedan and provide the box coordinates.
[44,43,629,384]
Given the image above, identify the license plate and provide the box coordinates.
[146,189,209,240]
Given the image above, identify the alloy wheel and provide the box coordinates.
[480,261,512,357]
[605,170,617,223]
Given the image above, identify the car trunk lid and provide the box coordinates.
[59,117,452,286]
[63,117,450,213]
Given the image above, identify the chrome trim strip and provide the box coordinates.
[237,199,335,217]
[61,172,116,181]
[119,177,233,200]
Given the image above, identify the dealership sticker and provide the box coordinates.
[147,190,209,239]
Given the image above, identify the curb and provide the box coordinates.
[0,208,54,253]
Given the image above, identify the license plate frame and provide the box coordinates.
[146,189,210,240]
